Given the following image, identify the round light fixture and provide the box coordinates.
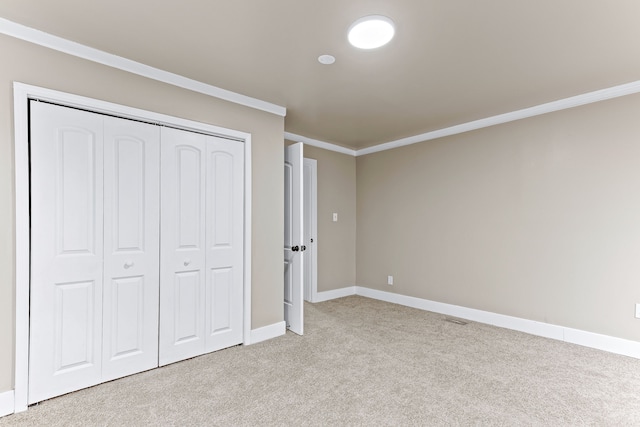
[348,15,395,49]
[318,54,336,65]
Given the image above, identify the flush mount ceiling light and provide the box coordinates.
[348,15,395,49]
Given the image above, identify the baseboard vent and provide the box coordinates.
[444,317,468,325]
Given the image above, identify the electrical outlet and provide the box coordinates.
[332,213,338,222]
[636,303,640,319]
[387,275,394,285]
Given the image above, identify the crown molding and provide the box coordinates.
[3,18,639,150]
[284,132,356,156]
[0,17,286,117]
[284,78,640,158]
[356,80,640,156]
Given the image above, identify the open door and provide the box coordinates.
[284,142,304,335]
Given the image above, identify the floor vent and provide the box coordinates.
[444,317,468,325]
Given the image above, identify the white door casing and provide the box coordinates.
[102,116,160,381]
[303,158,318,303]
[29,102,105,403]
[284,142,304,335]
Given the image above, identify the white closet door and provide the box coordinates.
[205,136,244,352]
[102,116,160,381]
[159,127,207,366]
[29,102,105,404]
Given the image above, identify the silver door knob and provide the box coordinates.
[124,261,134,269]
[184,259,191,266]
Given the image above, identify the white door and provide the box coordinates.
[159,127,207,365]
[29,102,162,403]
[303,158,317,303]
[102,116,160,381]
[29,102,105,403]
[284,143,304,335]
[205,137,244,353]
[29,100,245,402]
[160,128,244,365]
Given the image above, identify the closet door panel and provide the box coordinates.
[205,137,244,352]
[160,127,207,366]
[29,102,104,404]
[102,116,160,381]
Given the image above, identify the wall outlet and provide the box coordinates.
[387,275,394,285]
[636,303,640,319]
[332,213,338,222]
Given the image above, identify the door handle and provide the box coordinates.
[124,261,134,269]
[184,259,191,266]
[291,246,299,252]
[301,245,306,251]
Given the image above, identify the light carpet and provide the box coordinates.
[2,295,640,426]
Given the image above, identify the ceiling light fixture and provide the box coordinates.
[348,15,395,49]
[318,54,336,65]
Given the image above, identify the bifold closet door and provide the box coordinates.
[159,128,207,366]
[29,102,160,404]
[159,127,244,366]
[29,102,105,404]
[204,135,245,353]
[101,116,160,382]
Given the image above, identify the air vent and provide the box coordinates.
[444,317,468,325]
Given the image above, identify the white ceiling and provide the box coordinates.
[2,1,640,150]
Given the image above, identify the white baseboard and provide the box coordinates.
[563,327,640,359]
[354,286,640,360]
[0,390,14,418]
[249,321,286,345]
[313,286,356,303]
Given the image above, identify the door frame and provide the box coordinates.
[12,82,253,413]
[303,158,318,303]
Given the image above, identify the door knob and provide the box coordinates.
[292,246,299,252]
[124,261,134,269]
[184,259,191,266]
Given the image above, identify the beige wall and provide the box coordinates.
[357,92,640,342]
[0,34,284,392]
[301,144,356,292]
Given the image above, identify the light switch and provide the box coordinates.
[333,213,338,222]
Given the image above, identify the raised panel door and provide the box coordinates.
[159,127,207,366]
[205,137,244,352]
[102,116,160,381]
[29,101,104,404]
[284,142,304,335]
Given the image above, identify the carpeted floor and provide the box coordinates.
[2,295,640,426]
